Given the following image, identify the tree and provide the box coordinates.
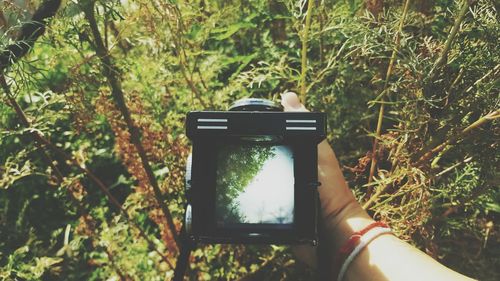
[216,144,275,224]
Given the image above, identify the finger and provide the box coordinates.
[281,92,317,267]
[279,92,353,220]
[281,91,353,269]
[280,92,308,112]
[280,92,335,176]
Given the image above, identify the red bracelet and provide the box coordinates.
[333,221,391,280]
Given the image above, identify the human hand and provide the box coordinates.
[280,92,373,268]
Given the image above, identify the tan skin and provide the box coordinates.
[281,92,474,281]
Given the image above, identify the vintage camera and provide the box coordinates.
[184,98,326,245]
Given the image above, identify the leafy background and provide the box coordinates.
[0,0,498,280]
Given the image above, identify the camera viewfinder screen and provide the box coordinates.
[215,144,294,226]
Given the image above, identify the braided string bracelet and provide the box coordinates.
[334,221,393,281]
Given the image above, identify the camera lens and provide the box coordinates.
[229,98,282,112]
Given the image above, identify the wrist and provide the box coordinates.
[323,200,375,250]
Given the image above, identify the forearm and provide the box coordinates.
[346,233,474,281]
[282,93,474,281]
[318,141,473,281]
[325,202,474,281]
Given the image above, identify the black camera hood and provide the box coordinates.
[184,109,326,245]
[186,111,326,142]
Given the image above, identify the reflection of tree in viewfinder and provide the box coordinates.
[216,145,294,225]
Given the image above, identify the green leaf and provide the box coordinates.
[187,24,203,40]
[485,202,500,213]
[154,166,170,177]
[211,22,257,40]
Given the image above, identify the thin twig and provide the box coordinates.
[367,0,411,188]
[81,0,180,246]
[435,156,473,177]
[465,63,500,93]
[0,0,170,256]
[415,109,499,167]
[2,81,147,278]
[0,74,173,268]
[1,74,65,185]
[428,0,474,80]
[1,74,168,275]
[106,248,134,281]
[363,182,391,210]
[299,0,315,104]
[151,1,207,108]
[432,180,494,224]
[0,0,62,69]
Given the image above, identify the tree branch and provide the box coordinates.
[0,74,173,268]
[3,72,166,274]
[1,74,65,185]
[0,0,62,71]
[414,109,499,167]
[367,0,411,189]
[0,0,172,259]
[299,0,315,104]
[428,0,475,80]
[81,0,180,247]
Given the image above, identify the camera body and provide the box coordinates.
[185,99,326,245]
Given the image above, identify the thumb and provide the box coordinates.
[280,92,308,112]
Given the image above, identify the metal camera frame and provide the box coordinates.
[184,98,326,245]
[174,98,327,280]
